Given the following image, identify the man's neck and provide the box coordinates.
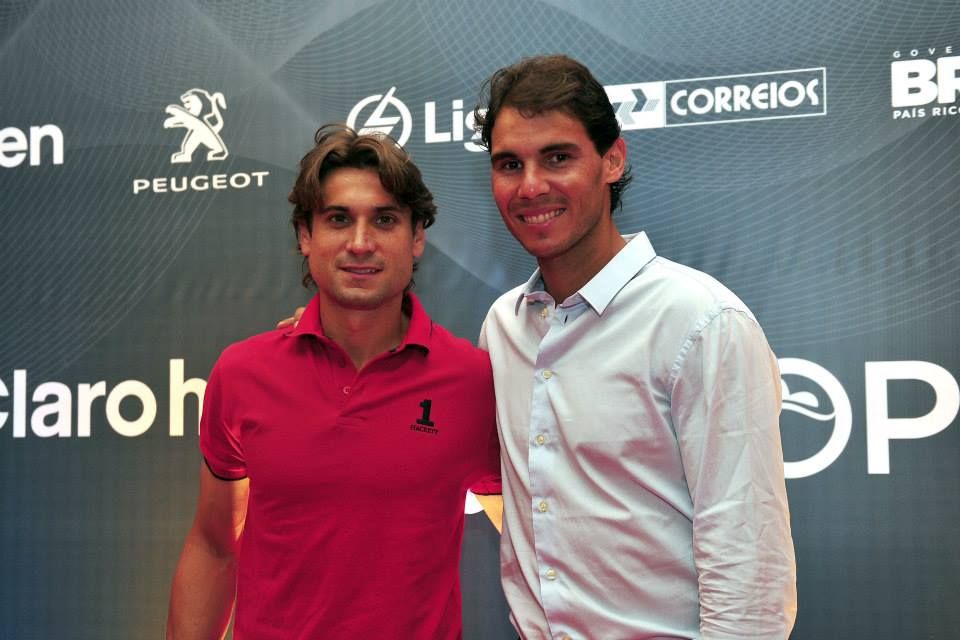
[319,298,409,371]
[539,225,626,303]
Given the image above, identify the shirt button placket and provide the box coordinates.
[534,366,553,527]
[531,303,565,631]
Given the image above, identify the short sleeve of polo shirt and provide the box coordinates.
[464,345,502,496]
[199,353,247,480]
[469,417,502,496]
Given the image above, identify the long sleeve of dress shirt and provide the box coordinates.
[671,307,798,639]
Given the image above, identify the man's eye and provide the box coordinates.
[326,214,349,225]
[548,152,570,165]
[496,159,521,172]
[375,215,398,226]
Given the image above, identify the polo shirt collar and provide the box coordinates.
[398,292,432,351]
[513,231,657,316]
[286,292,432,352]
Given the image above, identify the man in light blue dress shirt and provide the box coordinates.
[474,55,797,639]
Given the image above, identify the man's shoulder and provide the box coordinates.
[641,256,753,319]
[215,327,293,373]
[425,319,491,368]
[484,282,527,318]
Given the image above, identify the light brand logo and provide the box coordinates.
[131,89,269,195]
[163,88,228,163]
[611,68,827,130]
[347,86,413,146]
[0,124,63,168]
[778,358,958,478]
[346,88,484,152]
[890,46,958,120]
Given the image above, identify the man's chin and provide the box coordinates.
[520,239,566,262]
[327,290,395,312]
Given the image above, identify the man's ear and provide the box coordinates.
[603,137,627,184]
[412,221,426,259]
[297,222,312,256]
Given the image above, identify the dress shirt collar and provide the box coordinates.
[513,231,658,315]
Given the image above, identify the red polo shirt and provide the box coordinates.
[200,293,501,639]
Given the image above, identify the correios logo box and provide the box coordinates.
[609,67,827,130]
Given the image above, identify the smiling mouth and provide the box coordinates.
[519,208,565,225]
[341,266,382,275]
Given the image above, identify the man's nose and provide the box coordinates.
[346,221,375,253]
[518,165,549,199]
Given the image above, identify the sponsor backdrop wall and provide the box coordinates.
[2,1,958,638]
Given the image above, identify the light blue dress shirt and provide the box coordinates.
[480,233,797,640]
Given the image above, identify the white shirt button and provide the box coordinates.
[545,568,557,580]
[535,434,546,445]
[542,369,553,379]
[538,500,549,513]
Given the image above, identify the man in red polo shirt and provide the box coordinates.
[166,125,501,639]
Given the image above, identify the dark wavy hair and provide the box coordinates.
[473,54,633,212]
[289,124,437,288]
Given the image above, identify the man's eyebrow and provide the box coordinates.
[541,142,581,154]
[489,150,517,165]
[319,203,402,213]
[490,142,582,165]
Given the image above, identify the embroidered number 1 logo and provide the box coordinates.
[417,399,435,426]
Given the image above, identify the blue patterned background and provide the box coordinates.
[2,1,958,637]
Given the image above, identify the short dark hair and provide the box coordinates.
[474,54,633,212]
[289,124,437,287]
